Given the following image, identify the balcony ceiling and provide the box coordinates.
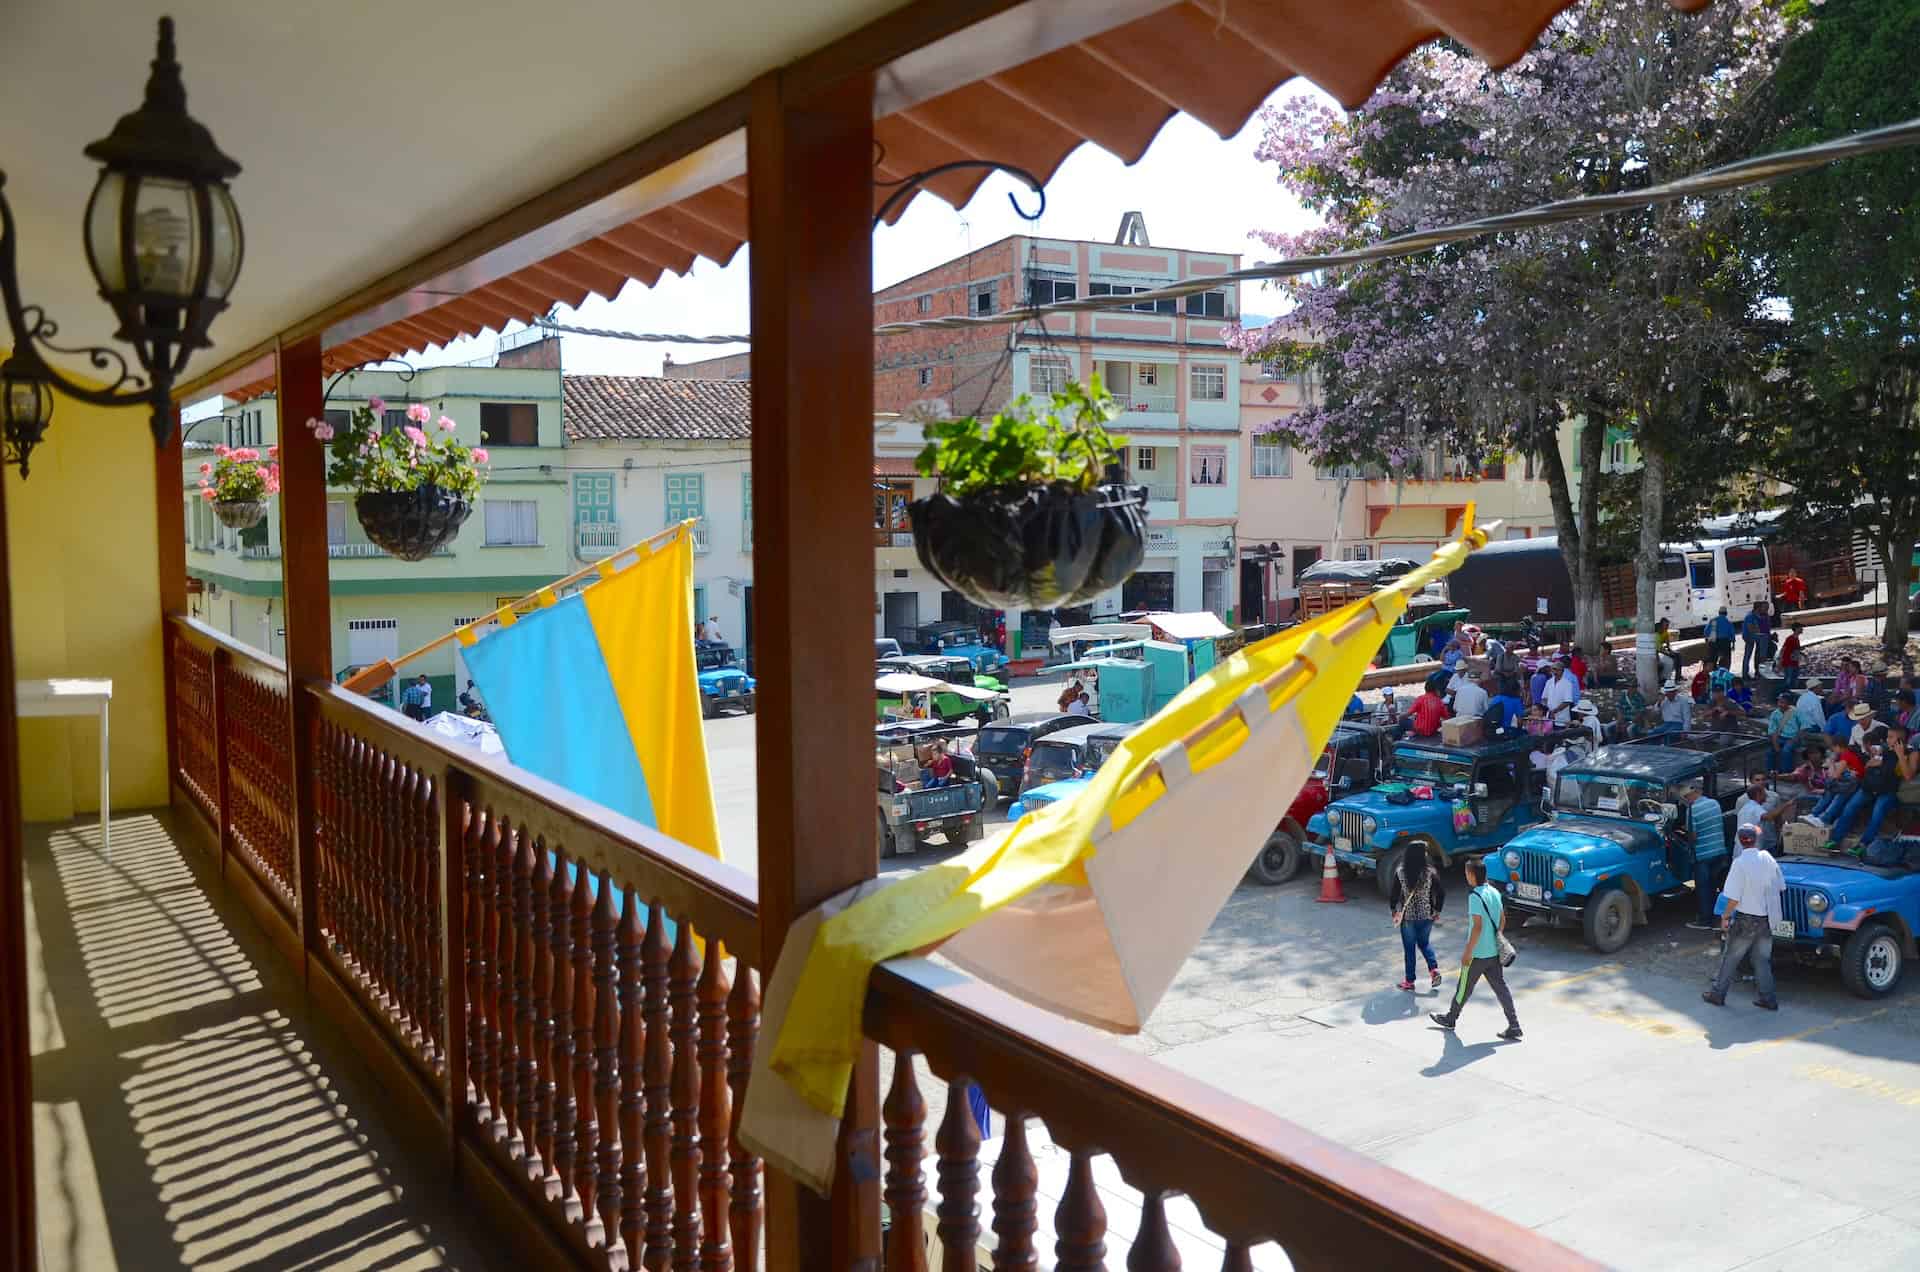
[1,0,1710,403]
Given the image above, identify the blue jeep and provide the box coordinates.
[1006,722,1137,819]
[1486,732,1770,953]
[695,641,756,718]
[911,620,1010,676]
[1763,851,1920,998]
[1304,728,1589,896]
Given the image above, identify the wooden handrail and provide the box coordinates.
[305,680,762,966]
[172,614,289,678]
[866,959,1601,1271]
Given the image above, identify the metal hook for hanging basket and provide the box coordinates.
[872,143,1047,227]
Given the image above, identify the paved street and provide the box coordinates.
[701,647,1920,1269]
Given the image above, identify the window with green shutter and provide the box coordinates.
[665,471,706,525]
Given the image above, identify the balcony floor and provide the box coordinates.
[24,810,503,1271]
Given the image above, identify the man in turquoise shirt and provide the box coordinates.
[1429,858,1523,1040]
[1684,781,1727,930]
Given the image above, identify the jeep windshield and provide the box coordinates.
[1554,773,1664,820]
[1082,735,1127,771]
[1024,742,1081,786]
[1390,748,1474,788]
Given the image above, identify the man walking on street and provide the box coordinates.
[1740,601,1772,680]
[1708,607,1737,671]
[1683,780,1728,931]
[1778,622,1805,693]
[1704,823,1784,1010]
[1429,858,1522,1041]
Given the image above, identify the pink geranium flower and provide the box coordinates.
[403,425,429,447]
[368,396,386,413]
[268,445,279,459]
[199,487,218,502]
[199,462,212,474]
[215,444,230,457]
[312,423,335,441]
[471,448,489,464]
[437,415,456,432]
[406,402,432,424]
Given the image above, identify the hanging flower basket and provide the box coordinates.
[354,485,473,560]
[197,444,280,526]
[212,499,268,530]
[910,481,1147,610]
[306,398,491,561]
[908,378,1147,610]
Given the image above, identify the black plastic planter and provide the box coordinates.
[354,485,473,561]
[909,482,1147,610]
[212,499,268,530]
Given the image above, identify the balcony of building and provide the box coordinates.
[2,3,1627,1269]
[575,521,622,561]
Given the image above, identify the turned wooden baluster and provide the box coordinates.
[423,777,444,1059]
[725,963,761,1270]
[592,871,623,1242]
[531,841,556,1174]
[1126,1193,1179,1272]
[381,754,403,1001]
[352,736,374,964]
[882,1053,928,1272]
[548,847,578,1200]
[311,724,332,935]
[668,921,702,1270]
[1218,1243,1253,1272]
[571,854,599,1216]
[392,762,417,1024]
[495,820,523,1142]
[990,1111,1037,1270]
[617,884,647,1263]
[1055,1150,1107,1272]
[641,899,674,1266]
[935,1078,982,1272]
[696,942,732,1272]
[514,830,539,1157]
[463,804,489,1117]
[416,773,438,1051]
[344,736,366,963]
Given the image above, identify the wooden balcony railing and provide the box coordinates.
[165,611,1591,1271]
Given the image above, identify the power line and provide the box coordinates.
[528,115,1920,347]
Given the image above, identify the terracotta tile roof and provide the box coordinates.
[873,456,920,477]
[230,0,1709,399]
[562,375,752,442]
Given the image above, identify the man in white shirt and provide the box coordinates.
[1703,823,1784,1010]
[1450,670,1490,721]
[1794,679,1827,733]
[1734,779,1784,856]
[1572,700,1604,746]
[1659,681,1692,730]
[707,616,726,646]
[1544,657,1578,724]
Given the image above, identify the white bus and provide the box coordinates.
[1681,538,1772,626]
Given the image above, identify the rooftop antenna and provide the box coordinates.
[1115,211,1150,246]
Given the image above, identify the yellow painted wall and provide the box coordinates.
[4,386,166,821]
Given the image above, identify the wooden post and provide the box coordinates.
[156,405,186,795]
[0,432,36,1272]
[747,68,881,1271]
[276,335,331,975]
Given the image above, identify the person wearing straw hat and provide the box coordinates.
[1793,677,1827,732]
[1572,699,1603,746]
[1702,823,1783,1010]
[1659,679,1692,731]
[1847,700,1877,749]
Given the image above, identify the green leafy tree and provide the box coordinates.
[1747,0,1920,652]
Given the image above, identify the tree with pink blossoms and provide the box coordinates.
[1233,0,1797,690]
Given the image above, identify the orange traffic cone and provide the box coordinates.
[1315,842,1348,904]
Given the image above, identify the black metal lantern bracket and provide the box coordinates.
[0,16,241,476]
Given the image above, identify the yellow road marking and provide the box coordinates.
[1525,962,1625,993]
[1586,1008,1708,1043]
[1796,1061,1920,1107]
[1747,1007,1890,1054]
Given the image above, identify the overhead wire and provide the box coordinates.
[523,114,1920,348]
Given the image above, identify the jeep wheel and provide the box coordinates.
[977,767,1001,808]
[877,810,896,859]
[701,698,718,720]
[1841,922,1904,999]
[1375,845,1406,899]
[1249,830,1301,886]
[1582,888,1634,954]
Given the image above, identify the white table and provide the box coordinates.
[16,678,112,859]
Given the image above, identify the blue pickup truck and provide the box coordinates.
[1764,851,1920,998]
[1304,728,1590,896]
[1485,732,1770,953]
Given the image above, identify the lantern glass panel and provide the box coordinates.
[130,177,202,298]
[84,171,129,292]
[206,183,242,301]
